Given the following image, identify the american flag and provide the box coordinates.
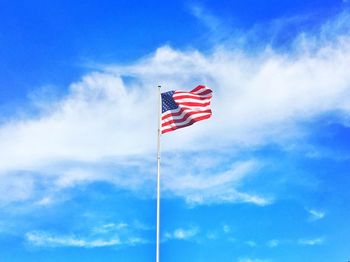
[161,85,213,134]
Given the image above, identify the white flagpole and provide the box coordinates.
[156,85,162,262]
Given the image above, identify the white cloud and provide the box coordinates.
[266,239,280,248]
[306,208,326,221]
[26,231,121,248]
[223,224,231,233]
[188,3,230,42]
[298,237,324,246]
[26,221,149,248]
[0,173,35,204]
[0,73,155,174]
[164,161,256,191]
[92,222,128,234]
[164,227,199,241]
[34,196,52,206]
[189,4,221,32]
[183,188,271,206]
[0,12,350,205]
[245,240,257,247]
[163,160,271,206]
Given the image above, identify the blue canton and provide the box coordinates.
[161,91,178,113]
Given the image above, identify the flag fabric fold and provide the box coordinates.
[161,85,213,134]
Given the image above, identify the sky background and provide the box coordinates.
[1,0,350,261]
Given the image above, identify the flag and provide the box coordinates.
[161,85,212,134]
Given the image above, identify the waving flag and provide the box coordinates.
[161,85,212,134]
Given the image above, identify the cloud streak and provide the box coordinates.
[298,237,324,246]
[26,231,121,248]
[162,159,271,206]
[25,221,150,248]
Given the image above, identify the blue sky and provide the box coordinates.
[1,0,350,261]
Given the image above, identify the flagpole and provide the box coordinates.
[156,85,162,262]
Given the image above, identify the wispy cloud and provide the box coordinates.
[25,220,149,248]
[266,239,280,248]
[298,237,324,246]
[188,3,231,43]
[245,240,258,247]
[26,231,121,248]
[306,208,326,221]
[0,12,350,207]
[0,173,35,204]
[189,4,221,32]
[92,222,128,234]
[163,160,271,206]
[34,196,53,206]
[164,227,199,241]
[222,224,231,233]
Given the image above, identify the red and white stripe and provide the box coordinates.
[161,85,213,134]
